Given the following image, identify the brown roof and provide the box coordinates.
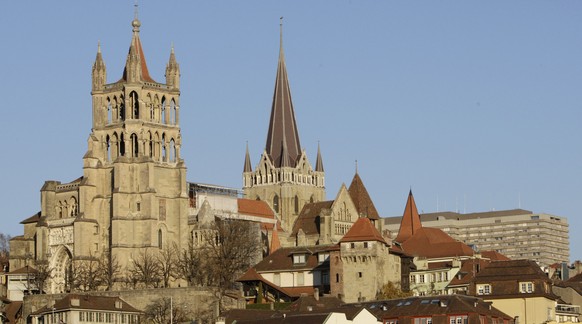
[291,201,334,236]
[448,258,493,287]
[270,224,281,254]
[399,227,474,258]
[32,294,141,315]
[340,217,386,244]
[248,245,337,273]
[4,301,22,323]
[20,212,40,224]
[264,25,302,168]
[394,191,422,243]
[474,259,550,283]
[480,250,511,261]
[238,199,275,219]
[347,173,379,220]
[7,266,37,275]
[365,295,513,320]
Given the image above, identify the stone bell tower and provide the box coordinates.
[82,12,189,269]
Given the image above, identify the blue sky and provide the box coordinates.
[1,1,581,260]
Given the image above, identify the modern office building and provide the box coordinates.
[384,209,569,267]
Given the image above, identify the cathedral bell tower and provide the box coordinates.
[82,13,189,270]
[243,20,325,231]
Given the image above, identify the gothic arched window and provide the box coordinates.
[158,229,163,249]
[273,195,280,213]
[294,195,299,214]
[130,91,139,119]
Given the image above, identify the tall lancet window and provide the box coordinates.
[158,229,163,249]
[273,195,280,213]
[131,133,139,157]
[130,91,139,119]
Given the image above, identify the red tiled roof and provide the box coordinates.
[347,173,380,220]
[340,217,386,244]
[448,258,492,287]
[245,245,336,273]
[394,191,422,243]
[238,199,275,219]
[400,227,474,258]
[270,224,281,254]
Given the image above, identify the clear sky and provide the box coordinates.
[1,2,581,260]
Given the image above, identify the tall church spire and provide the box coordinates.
[265,17,302,167]
[395,190,423,243]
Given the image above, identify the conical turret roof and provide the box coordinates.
[394,190,423,243]
[348,172,380,220]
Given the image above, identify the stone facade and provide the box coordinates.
[10,16,190,294]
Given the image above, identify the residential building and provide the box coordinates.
[238,245,338,302]
[384,209,569,267]
[465,259,580,323]
[29,294,142,324]
[5,267,39,302]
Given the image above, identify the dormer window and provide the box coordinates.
[477,284,491,295]
[293,254,306,264]
[318,252,330,264]
[520,282,534,293]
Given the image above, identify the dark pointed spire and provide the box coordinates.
[315,142,324,172]
[243,142,252,173]
[265,17,302,167]
[394,190,423,243]
[121,9,155,83]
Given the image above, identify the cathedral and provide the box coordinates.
[9,13,383,294]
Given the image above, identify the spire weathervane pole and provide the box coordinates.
[134,0,139,20]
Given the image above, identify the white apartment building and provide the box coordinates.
[384,209,569,267]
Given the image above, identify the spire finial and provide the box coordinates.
[132,0,141,32]
[171,41,175,54]
[355,160,358,174]
[279,17,284,50]
[97,40,101,53]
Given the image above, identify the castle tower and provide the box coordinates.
[243,20,325,231]
[82,13,189,271]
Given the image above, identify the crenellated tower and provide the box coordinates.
[243,20,325,231]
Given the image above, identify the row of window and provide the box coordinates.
[78,311,139,323]
[476,282,535,295]
[410,272,449,284]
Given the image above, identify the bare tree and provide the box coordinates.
[202,219,261,305]
[144,297,190,324]
[158,243,179,288]
[31,259,53,294]
[70,255,103,292]
[0,233,10,271]
[100,251,121,291]
[178,236,206,286]
[128,248,162,288]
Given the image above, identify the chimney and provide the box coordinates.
[314,288,319,301]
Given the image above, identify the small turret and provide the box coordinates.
[315,142,324,172]
[92,42,106,91]
[165,44,180,89]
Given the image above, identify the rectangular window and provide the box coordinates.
[318,252,330,263]
[520,282,534,293]
[419,274,425,283]
[293,254,306,264]
[414,317,432,324]
[364,242,369,248]
[297,272,304,286]
[410,275,416,283]
[477,284,491,295]
[350,243,355,249]
[273,273,281,286]
[322,271,330,285]
[358,272,363,279]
